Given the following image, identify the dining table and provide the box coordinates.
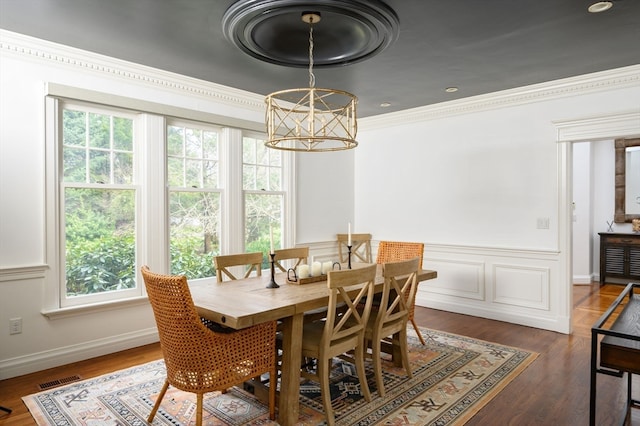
[189,263,437,426]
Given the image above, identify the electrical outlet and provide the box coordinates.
[9,317,22,335]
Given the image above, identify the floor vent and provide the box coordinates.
[38,375,82,391]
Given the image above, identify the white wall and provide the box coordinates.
[0,31,353,379]
[357,75,640,334]
[572,142,594,284]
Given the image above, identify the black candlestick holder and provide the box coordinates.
[267,252,279,288]
[347,244,352,269]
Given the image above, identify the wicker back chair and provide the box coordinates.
[337,233,372,263]
[214,252,263,282]
[141,266,277,425]
[273,247,309,272]
[376,241,426,345]
[300,264,377,426]
[365,258,419,396]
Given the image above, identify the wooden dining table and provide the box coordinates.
[189,264,437,426]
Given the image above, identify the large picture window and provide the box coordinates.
[243,135,284,268]
[47,95,295,311]
[61,104,137,306]
[167,121,221,278]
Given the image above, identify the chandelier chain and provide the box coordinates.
[308,23,315,88]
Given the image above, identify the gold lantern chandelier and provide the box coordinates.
[264,12,358,152]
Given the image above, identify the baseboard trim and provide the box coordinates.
[419,299,571,334]
[0,328,159,380]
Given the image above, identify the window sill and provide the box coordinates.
[41,296,150,320]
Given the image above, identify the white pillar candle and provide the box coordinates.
[298,264,310,279]
[348,222,352,246]
[311,261,322,277]
[322,261,333,275]
[269,225,274,254]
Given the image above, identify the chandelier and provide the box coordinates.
[264,12,358,152]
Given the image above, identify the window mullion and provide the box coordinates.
[140,114,168,273]
[221,127,244,254]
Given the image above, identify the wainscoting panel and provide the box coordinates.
[422,257,485,300]
[412,243,565,333]
[492,263,550,310]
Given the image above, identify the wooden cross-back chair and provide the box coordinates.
[300,264,377,426]
[140,266,277,425]
[273,247,309,272]
[365,257,419,396]
[214,252,263,282]
[376,240,426,345]
[337,233,372,264]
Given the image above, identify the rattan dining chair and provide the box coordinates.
[141,266,277,425]
[214,252,263,282]
[300,264,377,426]
[365,257,419,396]
[273,247,309,272]
[376,240,426,345]
[337,233,372,264]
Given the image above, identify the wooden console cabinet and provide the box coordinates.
[598,232,640,284]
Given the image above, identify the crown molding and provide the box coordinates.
[361,64,640,130]
[0,29,265,113]
[2,29,638,128]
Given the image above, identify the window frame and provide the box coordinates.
[44,93,295,314]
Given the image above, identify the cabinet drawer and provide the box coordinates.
[602,236,640,245]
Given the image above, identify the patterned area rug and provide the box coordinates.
[23,328,537,425]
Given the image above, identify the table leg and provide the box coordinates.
[278,313,303,426]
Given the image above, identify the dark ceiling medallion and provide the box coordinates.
[222,0,399,68]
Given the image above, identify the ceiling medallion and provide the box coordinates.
[222,0,400,68]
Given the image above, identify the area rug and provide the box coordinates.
[23,328,537,425]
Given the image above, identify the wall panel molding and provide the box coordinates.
[422,257,485,300]
[0,264,47,282]
[492,263,550,310]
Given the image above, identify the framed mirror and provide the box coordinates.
[614,137,640,223]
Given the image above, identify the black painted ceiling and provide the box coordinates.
[1,0,639,117]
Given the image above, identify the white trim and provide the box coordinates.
[0,264,47,282]
[362,65,640,129]
[554,111,640,334]
[554,110,640,142]
[0,328,158,380]
[0,30,265,117]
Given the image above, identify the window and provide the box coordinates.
[46,93,295,311]
[243,135,284,267]
[167,121,220,278]
[60,103,138,306]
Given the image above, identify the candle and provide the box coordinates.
[298,264,310,279]
[269,225,274,254]
[311,261,322,277]
[322,261,333,275]
[348,222,352,246]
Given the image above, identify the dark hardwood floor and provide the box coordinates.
[0,283,638,425]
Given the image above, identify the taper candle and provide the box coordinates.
[269,225,274,254]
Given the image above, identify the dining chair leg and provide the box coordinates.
[269,369,277,420]
[355,343,372,401]
[371,337,386,397]
[411,319,426,345]
[148,379,169,422]
[196,393,203,426]
[399,329,413,379]
[319,359,335,426]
